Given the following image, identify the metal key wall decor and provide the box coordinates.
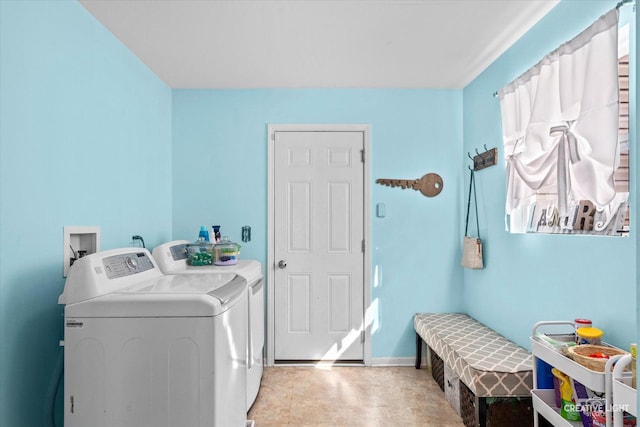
[375,173,443,197]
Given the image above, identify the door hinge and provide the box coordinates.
[361,239,365,253]
[360,149,365,163]
[361,330,366,343]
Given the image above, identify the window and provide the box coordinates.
[498,8,631,236]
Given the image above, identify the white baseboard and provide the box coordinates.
[265,356,428,368]
[371,357,417,367]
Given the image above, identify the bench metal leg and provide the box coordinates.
[415,332,422,369]
[475,396,487,427]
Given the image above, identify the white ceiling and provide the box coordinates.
[79,0,559,89]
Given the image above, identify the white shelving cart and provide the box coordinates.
[531,321,628,427]
[611,354,636,427]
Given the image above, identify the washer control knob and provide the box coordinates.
[278,260,287,269]
[125,256,138,270]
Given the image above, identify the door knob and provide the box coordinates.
[278,260,287,269]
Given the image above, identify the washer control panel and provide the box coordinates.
[103,252,154,279]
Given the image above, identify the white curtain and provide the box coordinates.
[498,9,620,224]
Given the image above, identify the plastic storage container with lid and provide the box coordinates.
[574,319,592,343]
[213,237,240,266]
[576,327,604,345]
[186,241,214,266]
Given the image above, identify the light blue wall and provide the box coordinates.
[462,0,637,350]
[172,89,464,358]
[0,1,172,426]
[1,0,636,424]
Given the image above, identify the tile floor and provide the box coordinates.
[247,366,465,426]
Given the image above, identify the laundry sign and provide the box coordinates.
[525,196,629,236]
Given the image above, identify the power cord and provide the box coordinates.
[131,235,145,248]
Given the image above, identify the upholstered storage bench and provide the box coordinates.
[414,313,534,427]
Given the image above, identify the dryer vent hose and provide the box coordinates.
[44,347,63,427]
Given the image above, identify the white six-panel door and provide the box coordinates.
[272,129,365,361]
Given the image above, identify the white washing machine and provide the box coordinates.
[59,248,248,427]
[152,240,264,409]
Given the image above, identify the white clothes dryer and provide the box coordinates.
[59,248,248,427]
[152,240,264,409]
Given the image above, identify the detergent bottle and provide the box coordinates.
[198,226,210,242]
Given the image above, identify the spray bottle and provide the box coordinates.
[212,225,221,243]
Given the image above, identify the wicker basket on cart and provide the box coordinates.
[567,345,628,372]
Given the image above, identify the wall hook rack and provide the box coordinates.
[469,145,497,171]
[375,173,443,197]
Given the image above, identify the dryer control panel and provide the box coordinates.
[169,243,189,261]
[103,252,155,279]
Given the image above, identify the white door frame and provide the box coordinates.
[267,124,371,366]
